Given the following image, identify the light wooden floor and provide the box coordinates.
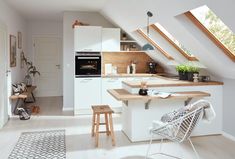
[1,97,235,159]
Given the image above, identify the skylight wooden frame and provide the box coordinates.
[151,24,198,61]
[185,11,235,62]
[136,29,174,60]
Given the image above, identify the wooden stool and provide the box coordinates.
[91,105,115,147]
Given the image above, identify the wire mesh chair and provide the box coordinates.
[145,106,205,159]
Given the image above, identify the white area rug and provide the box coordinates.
[8,130,66,159]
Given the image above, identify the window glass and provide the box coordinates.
[191,5,235,55]
[155,23,193,57]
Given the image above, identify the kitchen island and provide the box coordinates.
[108,76,223,142]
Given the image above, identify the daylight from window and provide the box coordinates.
[155,23,194,57]
[191,5,235,55]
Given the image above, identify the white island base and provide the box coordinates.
[109,85,223,142]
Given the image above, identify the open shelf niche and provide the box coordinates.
[120,31,141,52]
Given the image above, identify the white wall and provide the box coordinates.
[223,79,235,137]
[63,11,115,109]
[0,0,27,83]
[0,0,27,117]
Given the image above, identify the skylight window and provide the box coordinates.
[188,5,235,61]
[136,29,174,60]
[152,23,197,61]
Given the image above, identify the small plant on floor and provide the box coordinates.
[23,55,40,86]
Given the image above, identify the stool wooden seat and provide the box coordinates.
[91,105,115,147]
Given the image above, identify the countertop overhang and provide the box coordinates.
[108,89,211,101]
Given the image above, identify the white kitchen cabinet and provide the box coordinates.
[102,28,120,52]
[74,78,102,114]
[74,26,102,52]
[102,77,124,112]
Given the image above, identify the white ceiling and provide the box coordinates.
[4,0,109,21]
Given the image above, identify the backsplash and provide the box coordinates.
[102,52,164,74]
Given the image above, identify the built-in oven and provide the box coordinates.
[75,52,101,78]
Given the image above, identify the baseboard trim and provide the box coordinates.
[222,131,235,142]
[62,107,74,111]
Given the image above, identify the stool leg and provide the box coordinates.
[95,114,100,147]
[105,113,110,136]
[91,113,96,137]
[109,113,115,146]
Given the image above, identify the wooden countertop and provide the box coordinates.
[122,76,223,88]
[102,73,157,78]
[108,89,211,101]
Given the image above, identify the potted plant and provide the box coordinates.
[23,55,40,87]
[187,66,199,81]
[176,64,188,80]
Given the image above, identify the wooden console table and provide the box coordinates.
[10,86,37,114]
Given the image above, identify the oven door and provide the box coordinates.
[75,55,101,77]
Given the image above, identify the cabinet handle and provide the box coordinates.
[80,79,93,83]
[108,78,119,82]
[108,80,118,82]
[83,49,92,51]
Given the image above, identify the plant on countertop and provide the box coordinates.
[176,64,200,81]
[23,55,40,86]
[176,64,189,80]
[188,66,199,73]
[187,66,200,81]
[176,64,188,73]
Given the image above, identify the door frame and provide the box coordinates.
[0,21,9,128]
[32,35,63,97]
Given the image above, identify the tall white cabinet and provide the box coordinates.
[74,26,122,115]
[74,26,102,52]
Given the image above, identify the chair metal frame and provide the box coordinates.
[145,107,204,159]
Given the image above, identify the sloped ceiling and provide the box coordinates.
[4,0,235,78]
[101,0,235,79]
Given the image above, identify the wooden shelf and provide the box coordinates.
[120,40,137,43]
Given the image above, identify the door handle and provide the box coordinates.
[56,65,61,69]
[6,70,11,77]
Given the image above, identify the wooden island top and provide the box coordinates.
[122,75,223,88]
[108,89,211,101]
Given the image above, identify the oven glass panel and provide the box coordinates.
[75,55,101,77]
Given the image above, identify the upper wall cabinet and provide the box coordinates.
[74,26,102,52]
[102,28,120,52]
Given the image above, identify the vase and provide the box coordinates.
[24,75,32,87]
[188,72,199,81]
[139,89,148,96]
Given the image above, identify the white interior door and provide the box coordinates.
[0,22,8,128]
[34,37,62,97]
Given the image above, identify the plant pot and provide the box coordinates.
[24,75,32,87]
[139,89,148,96]
[178,72,188,80]
[188,72,199,81]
